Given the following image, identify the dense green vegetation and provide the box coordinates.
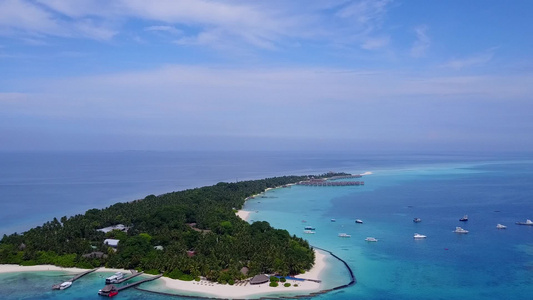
[0,173,349,282]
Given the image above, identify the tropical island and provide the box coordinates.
[0,172,352,297]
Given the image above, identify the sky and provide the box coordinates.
[1,0,532,152]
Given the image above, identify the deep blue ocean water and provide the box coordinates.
[0,151,532,299]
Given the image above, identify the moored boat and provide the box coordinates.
[331,218,336,222]
[413,233,427,239]
[516,219,533,225]
[459,215,468,222]
[496,224,507,229]
[59,281,72,290]
[355,219,363,224]
[98,284,119,297]
[413,218,421,223]
[365,237,378,242]
[303,230,316,234]
[453,227,469,234]
[338,233,351,238]
[105,272,124,284]
[304,226,316,230]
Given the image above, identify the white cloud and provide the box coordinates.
[442,49,496,70]
[410,25,430,58]
[361,36,390,50]
[144,25,182,35]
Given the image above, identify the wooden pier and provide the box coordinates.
[98,274,162,297]
[297,180,364,186]
[52,268,98,290]
[114,270,144,283]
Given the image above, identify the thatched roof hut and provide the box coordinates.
[250,274,269,285]
[240,267,249,276]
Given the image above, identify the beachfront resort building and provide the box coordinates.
[250,274,269,285]
[104,239,120,248]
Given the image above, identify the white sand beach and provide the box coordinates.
[0,250,327,299]
[159,249,326,299]
[236,209,251,221]
[0,264,130,274]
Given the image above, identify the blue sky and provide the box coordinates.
[1,0,532,152]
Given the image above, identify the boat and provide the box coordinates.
[304,226,316,230]
[413,233,427,239]
[365,237,378,242]
[355,219,363,224]
[331,219,336,222]
[105,272,124,284]
[413,218,421,223]
[453,227,469,234]
[59,281,72,290]
[338,233,351,238]
[459,215,468,222]
[516,219,533,225]
[98,284,119,297]
[496,224,507,229]
[303,230,316,234]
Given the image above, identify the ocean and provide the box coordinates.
[1,151,532,299]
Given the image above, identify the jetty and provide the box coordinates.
[114,270,144,283]
[52,268,98,290]
[297,179,364,186]
[98,274,162,297]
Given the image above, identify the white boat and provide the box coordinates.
[413,218,421,223]
[331,219,336,222]
[105,272,124,284]
[413,233,427,239]
[365,237,378,242]
[516,219,533,225]
[303,230,316,234]
[355,219,363,224]
[496,224,507,229]
[459,215,468,222]
[338,233,351,238]
[453,227,469,234]
[59,281,72,290]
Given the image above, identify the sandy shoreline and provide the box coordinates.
[0,250,326,299]
[0,264,129,274]
[158,249,326,299]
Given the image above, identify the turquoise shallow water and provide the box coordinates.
[245,161,533,299]
[1,152,532,299]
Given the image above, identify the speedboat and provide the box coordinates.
[413,233,427,239]
[105,272,124,284]
[516,219,533,225]
[338,233,351,238]
[303,230,316,234]
[304,226,316,230]
[355,219,363,224]
[365,237,378,242]
[413,218,421,223]
[98,284,119,297]
[59,281,72,290]
[496,224,507,229]
[454,227,469,234]
[459,215,468,222]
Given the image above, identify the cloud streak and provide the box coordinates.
[410,25,430,57]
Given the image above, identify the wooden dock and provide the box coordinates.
[114,270,143,283]
[297,180,364,186]
[52,268,98,290]
[98,274,162,297]
[117,274,162,291]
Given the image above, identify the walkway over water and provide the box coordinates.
[51,268,98,289]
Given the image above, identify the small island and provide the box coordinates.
[0,172,353,298]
